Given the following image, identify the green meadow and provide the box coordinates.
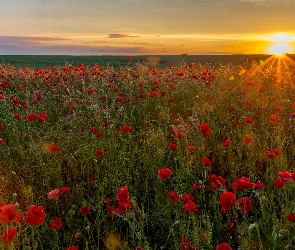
[0,57,295,249]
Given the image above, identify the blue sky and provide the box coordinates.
[1,0,295,55]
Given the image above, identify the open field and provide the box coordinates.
[1,57,295,249]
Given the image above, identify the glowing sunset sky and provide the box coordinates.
[1,0,295,55]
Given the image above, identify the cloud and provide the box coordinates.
[0,36,147,55]
[108,34,141,38]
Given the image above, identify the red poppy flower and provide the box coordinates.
[180,194,194,204]
[236,197,253,214]
[202,157,212,167]
[66,246,78,250]
[60,187,69,196]
[266,151,276,160]
[219,192,236,212]
[183,201,197,214]
[278,171,294,182]
[103,197,111,205]
[180,238,198,250]
[199,124,210,136]
[0,204,22,225]
[108,206,115,216]
[186,146,195,153]
[255,181,264,190]
[273,179,285,188]
[95,131,103,137]
[116,200,132,215]
[0,138,5,145]
[95,150,106,157]
[243,136,254,144]
[208,174,226,190]
[169,141,177,151]
[116,186,129,201]
[166,192,179,204]
[269,113,280,126]
[274,149,282,155]
[121,125,134,134]
[222,139,230,148]
[287,213,295,222]
[80,206,90,216]
[244,118,253,124]
[27,113,37,122]
[47,189,59,200]
[49,218,62,230]
[158,168,172,180]
[23,205,47,226]
[13,114,22,120]
[216,243,232,250]
[1,227,17,244]
[191,184,201,190]
[231,177,255,191]
[48,144,60,154]
[177,72,184,77]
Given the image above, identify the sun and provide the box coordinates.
[265,33,294,56]
[268,43,292,56]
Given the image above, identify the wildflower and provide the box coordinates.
[222,139,230,148]
[191,184,201,190]
[208,174,226,191]
[274,148,282,155]
[0,204,22,225]
[0,138,5,145]
[80,207,90,216]
[103,198,111,205]
[66,247,78,250]
[166,192,179,204]
[116,186,129,202]
[219,192,236,212]
[95,150,106,157]
[244,118,253,124]
[199,124,210,136]
[266,151,276,160]
[169,141,177,151]
[180,194,194,204]
[180,238,198,250]
[273,179,285,188]
[1,227,17,244]
[279,171,294,182]
[186,146,195,153]
[121,125,134,134]
[158,168,172,180]
[116,200,132,215]
[237,197,253,214]
[49,218,62,230]
[286,213,295,222]
[60,187,69,196]
[255,181,264,190]
[23,205,47,226]
[107,206,115,216]
[47,189,59,200]
[13,114,22,120]
[47,143,60,154]
[243,136,254,144]
[95,131,103,137]
[216,243,232,250]
[269,113,280,125]
[202,157,212,167]
[183,201,197,214]
[231,177,255,191]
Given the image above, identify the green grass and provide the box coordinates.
[0,59,295,249]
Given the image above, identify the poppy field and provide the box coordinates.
[1,58,295,249]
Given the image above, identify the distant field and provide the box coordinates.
[1,54,292,69]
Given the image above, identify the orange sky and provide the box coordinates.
[1,0,295,55]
